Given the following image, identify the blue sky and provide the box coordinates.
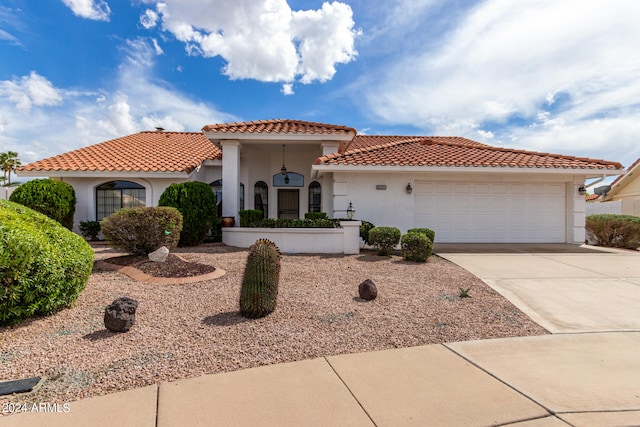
[1,0,639,181]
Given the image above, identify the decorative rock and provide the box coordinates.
[358,279,378,301]
[149,246,169,262]
[104,297,138,332]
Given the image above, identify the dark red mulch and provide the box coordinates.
[103,254,216,278]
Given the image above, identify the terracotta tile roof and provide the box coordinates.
[585,194,601,201]
[315,136,623,170]
[19,131,220,173]
[202,119,356,136]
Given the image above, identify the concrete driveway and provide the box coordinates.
[435,244,640,333]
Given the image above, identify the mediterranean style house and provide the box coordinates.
[17,119,623,244]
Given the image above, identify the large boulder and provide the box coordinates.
[104,297,139,332]
[358,279,378,301]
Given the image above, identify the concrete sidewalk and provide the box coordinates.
[4,332,640,427]
[4,244,640,427]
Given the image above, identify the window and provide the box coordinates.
[96,180,146,220]
[254,181,268,218]
[209,179,244,217]
[308,181,321,213]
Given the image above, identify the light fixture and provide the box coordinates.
[280,144,288,176]
[346,201,355,220]
[406,183,413,194]
[284,175,290,184]
[578,185,587,196]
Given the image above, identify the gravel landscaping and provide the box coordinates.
[0,243,548,408]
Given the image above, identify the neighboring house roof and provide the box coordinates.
[585,194,601,202]
[202,119,356,136]
[607,157,640,198]
[18,131,220,174]
[316,135,623,170]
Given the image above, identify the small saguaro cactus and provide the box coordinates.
[239,239,282,319]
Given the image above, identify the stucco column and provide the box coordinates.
[221,140,240,225]
[567,178,586,244]
[340,220,362,254]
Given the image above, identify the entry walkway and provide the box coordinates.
[4,244,640,426]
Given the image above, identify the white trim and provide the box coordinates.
[312,164,623,177]
[16,170,190,179]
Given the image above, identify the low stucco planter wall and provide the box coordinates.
[222,221,361,254]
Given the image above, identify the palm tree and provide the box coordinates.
[0,151,21,185]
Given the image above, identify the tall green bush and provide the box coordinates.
[368,226,401,256]
[159,181,216,246]
[100,207,183,255]
[9,178,76,229]
[586,214,640,250]
[0,200,93,326]
[239,239,281,319]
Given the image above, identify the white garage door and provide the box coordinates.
[414,182,566,243]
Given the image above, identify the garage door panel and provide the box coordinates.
[415,181,566,243]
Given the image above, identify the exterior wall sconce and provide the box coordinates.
[406,183,413,194]
[346,201,355,219]
[578,185,587,196]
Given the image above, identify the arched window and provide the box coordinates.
[254,181,268,219]
[209,179,244,217]
[96,180,146,220]
[308,181,321,213]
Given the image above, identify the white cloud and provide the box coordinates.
[145,0,358,86]
[281,83,294,95]
[140,8,159,29]
[0,38,234,166]
[0,71,63,112]
[61,0,111,21]
[363,0,640,166]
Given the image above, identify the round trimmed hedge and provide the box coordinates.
[9,178,76,230]
[0,200,93,326]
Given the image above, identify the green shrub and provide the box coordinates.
[586,214,640,250]
[401,232,433,262]
[79,220,101,241]
[0,200,93,326]
[304,212,328,220]
[359,220,376,245]
[9,178,76,229]
[239,239,281,319]
[158,181,216,246]
[407,227,436,243]
[407,227,436,257]
[369,226,401,256]
[239,209,264,227]
[100,207,183,255]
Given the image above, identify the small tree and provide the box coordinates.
[9,178,76,229]
[158,181,217,246]
[0,151,21,185]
